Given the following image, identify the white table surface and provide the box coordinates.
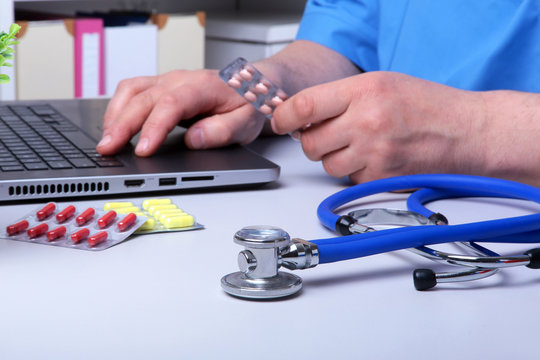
[1,135,539,360]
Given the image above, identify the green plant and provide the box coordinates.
[0,23,21,84]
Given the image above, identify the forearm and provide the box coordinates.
[254,40,362,96]
[480,90,540,185]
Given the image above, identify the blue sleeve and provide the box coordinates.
[295,0,379,71]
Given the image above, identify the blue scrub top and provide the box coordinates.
[296,0,540,92]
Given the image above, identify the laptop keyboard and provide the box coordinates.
[0,104,123,172]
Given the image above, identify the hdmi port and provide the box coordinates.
[124,179,145,187]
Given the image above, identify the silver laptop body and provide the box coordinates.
[0,98,280,202]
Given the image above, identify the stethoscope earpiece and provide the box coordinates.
[524,248,540,269]
[413,269,437,291]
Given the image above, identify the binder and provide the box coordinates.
[151,12,205,73]
[15,19,74,100]
[74,18,104,98]
[104,23,158,96]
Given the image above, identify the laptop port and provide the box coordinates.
[159,177,177,186]
[124,179,145,187]
[181,176,214,182]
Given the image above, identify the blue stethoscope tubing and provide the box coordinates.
[315,174,540,264]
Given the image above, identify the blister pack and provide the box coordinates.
[102,198,203,234]
[219,57,288,117]
[3,202,147,251]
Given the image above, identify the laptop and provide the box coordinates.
[0,98,280,202]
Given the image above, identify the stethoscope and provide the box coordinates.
[221,174,540,299]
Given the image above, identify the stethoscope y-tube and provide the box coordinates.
[316,174,540,259]
[222,174,540,299]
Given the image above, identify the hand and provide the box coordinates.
[97,69,266,156]
[271,71,493,183]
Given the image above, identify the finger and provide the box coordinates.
[299,115,351,161]
[271,80,352,135]
[348,168,369,184]
[97,84,163,155]
[102,76,157,133]
[135,83,222,156]
[320,146,366,179]
[349,166,391,184]
[184,104,264,149]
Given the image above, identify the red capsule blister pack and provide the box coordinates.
[2,202,147,251]
[219,57,310,139]
[219,57,288,117]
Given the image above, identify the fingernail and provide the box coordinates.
[97,135,111,148]
[190,128,205,149]
[269,117,278,133]
[290,130,302,141]
[135,137,149,154]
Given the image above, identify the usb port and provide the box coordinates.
[159,177,177,186]
[124,179,145,187]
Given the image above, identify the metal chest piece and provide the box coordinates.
[221,225,303,299]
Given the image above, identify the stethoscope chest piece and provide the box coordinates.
[221,225,303,299]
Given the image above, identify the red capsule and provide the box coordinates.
[76,207,95,226]
[97,210,117,229]
[47,226,67,241]
[271,95,284,106]
[243,90,257,102]
[117,213,137,232]
[6,220,30,235]
[259,104,273,115]
[71,228,90,244]
[56,205,76,223]
[37,202,56,221]
[88,231,108,246]
[239,67,253,81]
[28,223,49,239]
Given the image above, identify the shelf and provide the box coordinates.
[1,0,305,100]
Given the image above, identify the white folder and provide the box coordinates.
[104,23,157,96]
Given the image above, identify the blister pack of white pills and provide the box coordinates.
[101,198,203,234]
[219,57,288,117]
[2,202,147,251]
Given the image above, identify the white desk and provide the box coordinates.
[1,136,539,359]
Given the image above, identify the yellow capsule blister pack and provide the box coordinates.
[102,198,203,234]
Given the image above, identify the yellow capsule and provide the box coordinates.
[104,202,135,211]
[137,217,156,231]
[115,206,142,214]
[147,204,177,215]
[162,214,195,229]
[142,198,172,210]
[154,208,185,219]
[158,211,187,224]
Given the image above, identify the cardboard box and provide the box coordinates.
[15,19,75,100]
[152,12,205,73]
[205,13,300,69]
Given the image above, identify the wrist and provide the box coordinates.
[480,90,540,185]
[254,40,362,96]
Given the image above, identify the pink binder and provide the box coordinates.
[74,18,104,98]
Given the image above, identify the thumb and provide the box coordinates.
[184,105,265,149]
